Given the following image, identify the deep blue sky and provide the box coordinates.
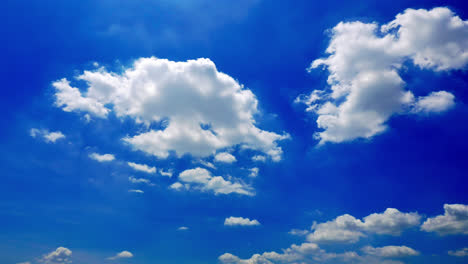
[1,0,468,264]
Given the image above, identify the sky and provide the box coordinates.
[1,0,468,263]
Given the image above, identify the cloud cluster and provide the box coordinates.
[297,7,467,143]
[39,247,72,264]
[306,208,421,243]
[53,57,287,161]
[172,168,253,196]
[224,216,261,226]
[421,204,468,235]
[219,242,412,264]
[30,128,65,143]
[220,203,468,264]
[361,245,419,258]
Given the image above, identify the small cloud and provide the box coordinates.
[224,216,261,226]
[412,91,455,114]
[30,128,66,143]
[214,152,237,163]
[289,229,309,236]
[252,155,266,162]
[170,182,185,191]
[159,169,173,177]
[128,189,144,194]
[196,159,216,169]
[127,162,156,174]
[128,176,155,186]
[107,250,133,260]
[178,226,189,231]
[178,168,253,196]
[249,167,259,178]
[449,248,468,257]
[89,153,115,162]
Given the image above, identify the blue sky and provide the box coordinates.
[1,0,468,263]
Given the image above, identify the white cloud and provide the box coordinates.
[128,176,154,186]
[298,7,467,144]
[215,152,237,163]
[30,128,66,143]
[169,182,185,191]
[39,247,72,264]
[448,248,468,257]
[421,204,468,235]
[108,251,133,260]
[178,168,253,196]
[53,57,287,161]
[362,208,421,235]
[179,167,212,184]
[178,226,189,231]
[249,167,259,178]
[16,262,31,264]
[289,229,309,236]
[219,242,366,264]
[362,245,419,258]
[128,189,144,194]
[220,242,414,264]
[412,91,455,113]
[307,214,365,244]
[89,152,115,162]
[307,208,420,244]
[252,155,266,162]
[159,169,173,177]
[196,159,217,169]
[224,216,261,226]
[53,78,109,118]
[127,162,156,174]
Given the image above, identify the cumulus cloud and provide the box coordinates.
[421,204,468,235]
[297,7,467,143]
[30,128,65,143]
[362,245,419,258]
[219,242,381,264]
[178,226,189,231]
[177,168,253,196]
[220,239,414,264]
[448,247,468,257]
[89,152,115,162]
[53,57,287,161]
[107,251,133,260]
[412,91,455,113]
[127,162,156,174]
[224,216,261,226]
[39,247,72,264]
[215,152,237,163]
[307,208,420,244]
